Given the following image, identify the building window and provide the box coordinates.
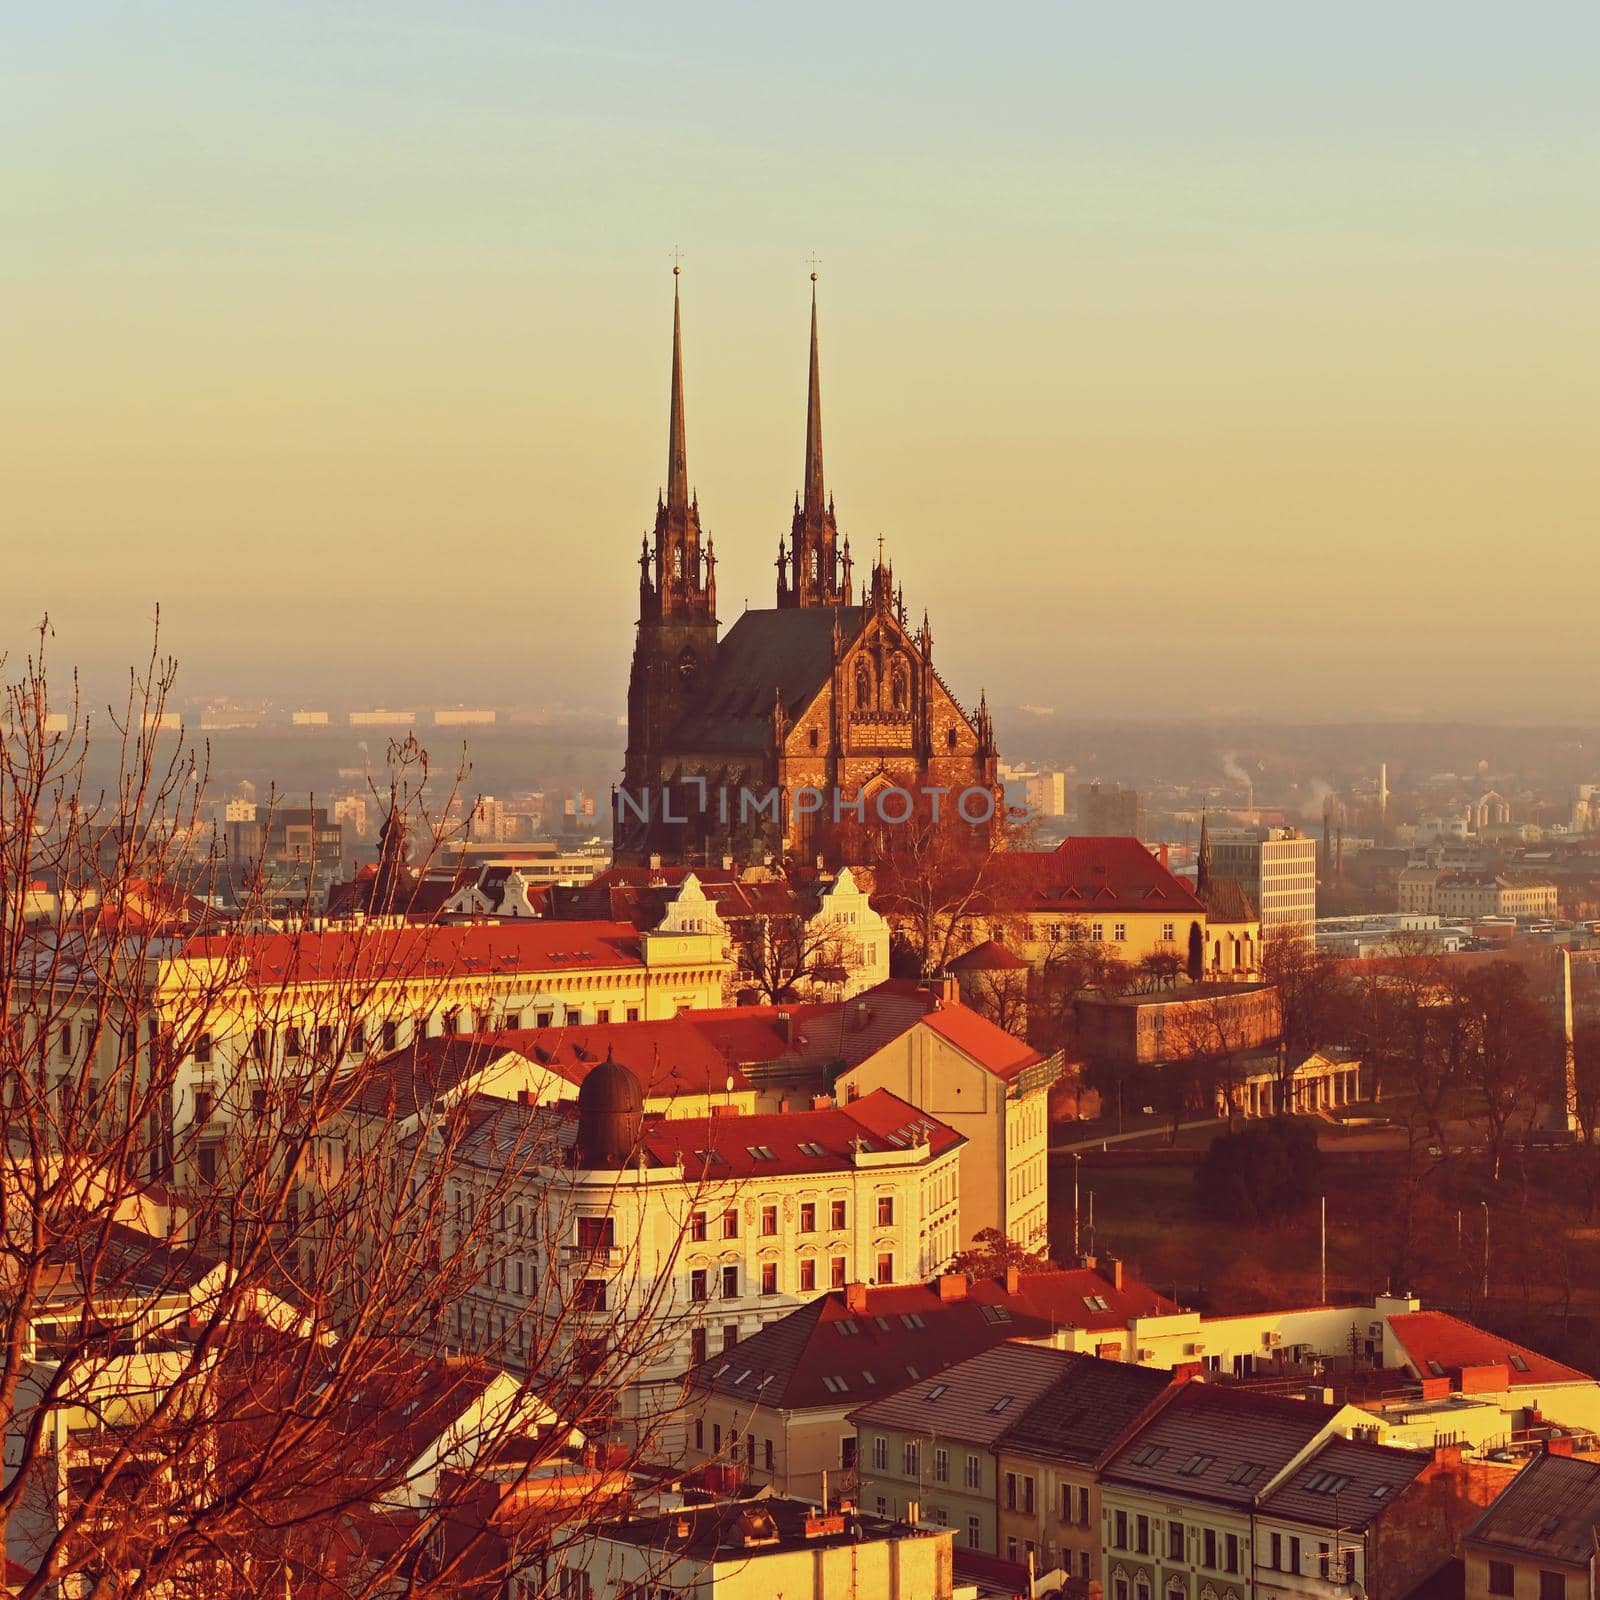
[690,1269,708,1302]
[722,1208,739,1239]
[536,1011,553,1028]
[1168,1521,1184,1561]
[761,1262,778,1296]
[829,1199,849,1230]
[965,1454,981,1490]
[876,1195,895,1226]
[690,1210,708,1242]
[626,1007,640,1022]
[1225,1532,1240,1573]
[764,1438,774,1472]
[1007,1537,1019,1563]
[761,1205,778,1237]
[841,1436,857,1470]
[875,1251,894,1285]
[800,1201,816,1232]
[1114,922,1127,942]
[381,1021,398,1052]
[1005,1473,1018,1511]
[1487,1564,1514,1597]
[800,1259,817,1293]
[1078,1487,1091,1526]
[576,1216,614,1250]
[1114,1510,1128,1550]
[720,1265,739,1298]
[722,1324,738,1352]
[966,1516,981,1549]
[1540,1575,1566,1600]
[903,1442,920,1476]
[690,1328,707,1366]
[194,1031,212,1066]
[1288,1536,1300,1575]
[693,1418,704,1451]
[1162,922,1174,941]
[1203,1529,1217,1569]
[1269,1532,1281,1570]
[872,1436,888,1471]
[575,1280,606,1312]
[831,1257,847,1289]
[1136,1514,1149,1554]
[934,1447,949,1483]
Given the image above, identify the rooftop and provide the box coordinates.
[1257,1437,1434,1530]
[600,1493,935,1563]
[1387,1311,1593,1389]
[1465,1451,1600,1568]
[1102,1384,1341,1508]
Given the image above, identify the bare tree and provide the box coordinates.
[734,911,857,1004]
[0,628,705,1599]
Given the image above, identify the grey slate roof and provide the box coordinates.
[846,1343,1076,1447]
[997,1357,1179,1467]
[1102,1383,1340,1508]
[1465,1452,1600,1569]
[1258,1437,1432,1530]
[669,605,866,753]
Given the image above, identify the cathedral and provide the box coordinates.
[614,271,998,868]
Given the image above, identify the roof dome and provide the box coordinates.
[575,1048,644,1169]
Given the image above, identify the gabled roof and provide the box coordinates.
[669,605,868,753]
[1465,1451,1600,1568]
[982,837,1207,917]
[847,1343,1076,1446]
[1387,1311,1593,1388]
[638,1089,961,1179]
[1102,1384,1340,1507]
[174,920,646,986]
[916,1002,1045,1084]
[472,1021,755,1099]
[997,1357,1180,1466]
[1258,1437,1432,1530]
[945,939,1029,972]
[687,1266,1177,1412]
[1199,876,1259,926]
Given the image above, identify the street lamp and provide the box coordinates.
[1481,1201,1490,1301]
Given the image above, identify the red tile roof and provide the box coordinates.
[639,1089,962,1179]
[689,1266,1180,1412]
[945,939,1029,971]
[176,919,646,985]
[471,1020,755,1099]
[984,837,1207,917]
[1387,1311,1593,1388]
[917,1002,1045,1084]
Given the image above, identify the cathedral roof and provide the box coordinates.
[670,604,867,753]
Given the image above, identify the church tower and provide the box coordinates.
[619,270,719,854]
[776,276,850,607]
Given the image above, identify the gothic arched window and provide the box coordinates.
[672,547,683,582]
[810,549,820,583]
[677,646,698,687]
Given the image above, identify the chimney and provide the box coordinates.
[937,1273,968,1302]
[648,853,662,871]
[776,1010,791,1043]
[1103,1257,1124,1291]
[1004,1265,1021,1296]
[845,1282,869,1314]
[1158,843,1170,869]
[722,854,734,871]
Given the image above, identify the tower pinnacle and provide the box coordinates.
[667,269,688,515]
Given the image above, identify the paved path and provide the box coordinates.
[1049,1117,1219,1154]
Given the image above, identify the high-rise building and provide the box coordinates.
[1076,781,1142,838]
[1207,825,1317,941]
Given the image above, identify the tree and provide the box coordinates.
[1193,1120,1323,1226]
[1451,960,1560,1181]
[945,1228,1055,1279]
[0,629,700,1599]
[735,910,857,1003]
[1258,930,1345,1118]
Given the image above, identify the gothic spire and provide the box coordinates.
[667,266,688,515]
[1197,808,1212,896]
[803,273,825,519]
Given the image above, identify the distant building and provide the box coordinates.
[433,707,496,726]
[1400,871,1558,921]
[1209,825,1317,941]
[1077,781,1142,837]
[223,803,345,910]
[347,709,415,727]
[290,709,330,726]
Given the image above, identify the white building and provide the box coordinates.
[448,1066,964,1427]
[1211,827,1318,941]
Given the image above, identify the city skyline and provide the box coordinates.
[5,1,1597,720]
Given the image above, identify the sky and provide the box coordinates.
[3,1,1597,723]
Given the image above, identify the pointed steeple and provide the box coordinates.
[1197,808,1212,896]
[667,268,688,514]
[640,266,712,623]
[804,274,825,518]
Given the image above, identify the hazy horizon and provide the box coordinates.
[5,2,1597,722]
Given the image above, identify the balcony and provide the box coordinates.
[562,1244,623,1271]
